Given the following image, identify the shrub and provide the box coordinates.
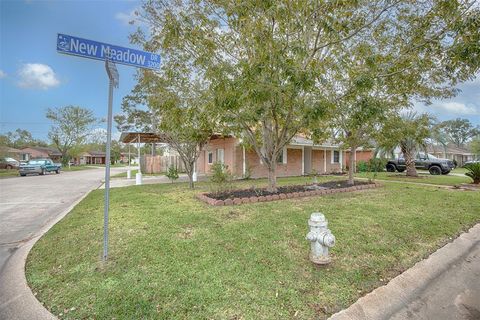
[367,158,387,173]
[210,162,233,193]
[166,165,179,183]
[356,160,369,173]
[465,162,480,184]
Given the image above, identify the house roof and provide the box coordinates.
[289,136,341,148]
[119,132,168,144]
[21,146,62,156]
[0,146,23,154]
[427,144,473,155]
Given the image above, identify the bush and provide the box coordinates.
[166,165,179,183]
[465,162,480,184]
[210,162,233,193]
[356,160,369,173]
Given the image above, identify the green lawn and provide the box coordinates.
[26,177,480,319]
[0,169,19,178]
[61,165,97,172]
[355,170,471,186]
[111,168,164,178]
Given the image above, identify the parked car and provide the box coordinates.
[0,157,20,169]
[386,152,454,175]
[19,159,62,176]
[464,160,480,166]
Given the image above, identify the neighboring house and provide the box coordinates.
[196,135,373,178]
[73,151,106,165]
[0,146,24,160]
[20,146,62,162]
[427,144,475,167]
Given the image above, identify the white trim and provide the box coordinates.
[323,148,327,173]
[339,150,343,170]
[353,149,357,173]
[302,146,305,175]
[282,147,287,164]
[217,148,224,164]
[242,146,246,177]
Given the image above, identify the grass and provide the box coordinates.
[0,169,19,178]
[111,168,164,178]
[61,165,97,172]
[355,170,471,186]
[26,176,480,319]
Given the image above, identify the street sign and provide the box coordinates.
[57,33,160,70]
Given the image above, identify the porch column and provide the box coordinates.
[302,146,305,175]
[339,150,343,171]
[323,148,327,173]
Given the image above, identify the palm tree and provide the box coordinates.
[378,111,431,177]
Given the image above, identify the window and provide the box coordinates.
[207,151,213,164]
[332,150,340,163]
[277,147,287,164]
[217,148,224,164]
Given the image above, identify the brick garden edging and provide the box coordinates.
[196,182,380,206]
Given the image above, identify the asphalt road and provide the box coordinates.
[0,167,125,320]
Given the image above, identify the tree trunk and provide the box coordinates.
[187,171,194,189]
[267,162,278,193]
[348,146,356,185]
[402,146,418,177]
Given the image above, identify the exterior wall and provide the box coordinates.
[196,137,347,178]
[197,137,237,175]
[345,150,374,169]
[21,148,49,159]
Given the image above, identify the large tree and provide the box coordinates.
[134,0,417,192]
[0,129,47,149]
[121,51,216,189]
[437,118,480,147]
[46,106,97,166]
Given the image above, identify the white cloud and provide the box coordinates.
[115,9,139,26]
[17,63,60,89]
[432,102,479,116]
[0,70,6,78]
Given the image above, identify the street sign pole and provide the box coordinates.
[103,58,119,261]
[56,33,159,262]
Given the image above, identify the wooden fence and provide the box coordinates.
[141,155,185,174]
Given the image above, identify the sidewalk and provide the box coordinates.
[329,223,480,320]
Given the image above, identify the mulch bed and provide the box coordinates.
[197,180,378,206]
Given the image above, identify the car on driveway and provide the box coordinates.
[19,159,61,176]
[0,157,20,169]
[386,152,454,175]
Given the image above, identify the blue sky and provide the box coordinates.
[0,1,479,142]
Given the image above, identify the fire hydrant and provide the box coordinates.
[306,212,335,264]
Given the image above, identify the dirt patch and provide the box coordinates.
[206,180,372,200]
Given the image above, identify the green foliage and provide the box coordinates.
[464,162,480,184]
[356,161,369,173]
[437,118,480,147]
[469,135,480,157]
[46,106,97,166]
[209,162,233,194]
[166,165,179,183]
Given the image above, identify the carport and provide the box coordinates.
[119,132,168,184]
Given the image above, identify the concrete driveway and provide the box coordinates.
[0,167,126,320]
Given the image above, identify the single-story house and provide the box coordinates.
[0,146,24,160]
[20,146,63,162]
[196,135,373,178]
[73,151,106,165]
[427,144,476,167]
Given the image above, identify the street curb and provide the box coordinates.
[329,223,480,320]
[0,183,101,320]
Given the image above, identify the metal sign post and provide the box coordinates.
[103,58,119,261]
[56,33,160,262]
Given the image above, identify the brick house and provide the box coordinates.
[73,151,106,165]
[196,135,373,178]
[20,146,63,162]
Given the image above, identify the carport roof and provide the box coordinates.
[119,132,168,144]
